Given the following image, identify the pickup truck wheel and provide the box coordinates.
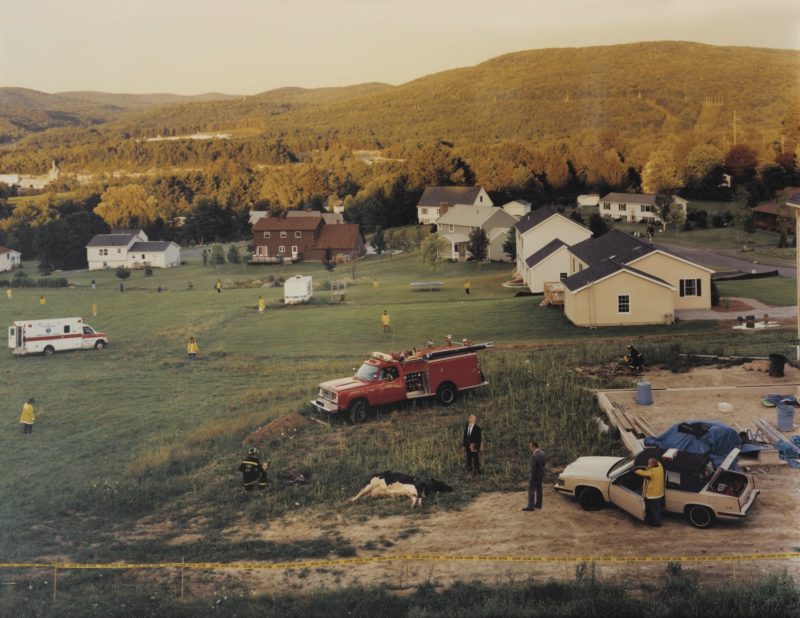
[436,382,458,406]
[95,340,106,350]
[577,487,605,511]
[43,346,55,357]
[686,505,715,529]
[348,400,368,423]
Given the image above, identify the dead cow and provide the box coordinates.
[349,471,453,507]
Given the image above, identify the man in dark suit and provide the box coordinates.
[523,441,546,511]
[462,414,482,475]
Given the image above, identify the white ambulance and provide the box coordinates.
[8,317,108,356]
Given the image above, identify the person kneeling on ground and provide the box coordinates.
[240,447,268,492]
[625,344,644,372]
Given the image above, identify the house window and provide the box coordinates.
[142,254,145,259]
[603,203,611,211]
[618,295,630,314]
[291,245,298,254]
[117,248,121,253]
[559,272,567,281]
[449,225,454,232]
[679,278,702,297]
[280,231,287,238]
[421,208,428,215]
[294,231,301,238]
[479,195,483,203]
[99,248,108,256]
[263,232,270,238]
[618,204,627,212]
[278,245,286,254]
[642,205,655,213]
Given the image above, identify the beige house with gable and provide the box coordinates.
[86,230,181,270]
[0,246,22,272]
[562,230,713,326]
[416,186,492,225]
[436,204,517,261]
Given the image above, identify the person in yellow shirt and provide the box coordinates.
[92,301,97,317]
[381,309,391,333]
[373,278,379,289]
[187,337,199,360]
[5,287,11,299]
[39,295,46,305]
[258,296,266,316]
[464,279,470,295]
[634,457,665,527]
[20,398,35,435]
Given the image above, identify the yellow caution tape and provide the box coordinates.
[0,553,797,571]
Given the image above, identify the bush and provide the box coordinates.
[116,266,131,280]
[144,266,154,276]
[227,244,241,264]
[210,243,226,265]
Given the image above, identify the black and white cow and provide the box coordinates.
[349,471,453,507]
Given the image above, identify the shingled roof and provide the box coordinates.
[514,206,588,235]
[316,224,363,249]
[130,241,175,252]
[569,229,656,266]
[253,215,324,232]
[0,245,19,255]
[524,238,568,268]
[600,192,657,205]
[417,186,486,207]
[563,259,672,292]
[86,233,139,248]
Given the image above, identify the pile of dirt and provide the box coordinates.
[243,412,311,445]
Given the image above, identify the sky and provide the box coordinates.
[0,0,798,95]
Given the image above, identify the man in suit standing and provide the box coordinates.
[523,441,545,511]
[462,414,482,475]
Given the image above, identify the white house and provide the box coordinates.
[0,161,59,190]
[436,205,518,262]
[514,207,593,292]
[599,193,688,224]
[86,230,180,270]
[577,194,600,208]
[416,186,492,225]
[0,246,22,272]
[501,199,532,219]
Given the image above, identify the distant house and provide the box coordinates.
[416,186,492,225]
[562,229,713,327]
[514,207,593,293]
[0,161,59,190]
[0,245,21,272]
[252,214,364,263]
[577,194,600,208]
[86,230,180,270]
[751,188,799,233]
[436,205,518,262]
[599,193,688,224]
[501,199,532,219]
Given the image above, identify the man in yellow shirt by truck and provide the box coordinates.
[635,457,665,527]
[20,398,35,435]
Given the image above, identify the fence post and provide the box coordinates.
[180,557,185,601]
[52,566,57,603]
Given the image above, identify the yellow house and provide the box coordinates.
[563,230,713,327]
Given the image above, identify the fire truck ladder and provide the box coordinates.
[422,342,494,361]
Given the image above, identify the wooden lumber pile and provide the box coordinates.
[595,392,644,454]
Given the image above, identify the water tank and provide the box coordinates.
[776,403,795,432]
[635,381,653,406]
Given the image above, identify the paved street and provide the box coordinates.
[659,242,796,279]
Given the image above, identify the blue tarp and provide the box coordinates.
[643,420,745,468]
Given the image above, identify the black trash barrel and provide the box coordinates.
[768,353,786,377]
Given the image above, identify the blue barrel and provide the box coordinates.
[777,403,795,432]
[636,381,653,406]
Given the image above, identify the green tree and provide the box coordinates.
[642,151,679,193]
[35,211,110,270]
[95,184,158,228]
[371,226,386,255]
[467,228,489,262]
[115,266,131,280]
[226,244,241,264]
[502,228,517,260]
[588,212,610,237]
[210,243,226,265]
[418,234,449,270]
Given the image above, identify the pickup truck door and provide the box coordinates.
[608,471,646,522]
[373,364,406,405]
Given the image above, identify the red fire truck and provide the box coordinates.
[311,341,493,422]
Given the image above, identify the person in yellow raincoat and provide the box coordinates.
[634,457,665,527]
[20,398,35,435]
[39,295,46,305]
[381,310,391,333]
[187,337,199,360]
[258,296,266,315]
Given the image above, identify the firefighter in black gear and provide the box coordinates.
[625,344,644,372]
[240,447,268,491]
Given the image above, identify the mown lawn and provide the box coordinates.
[0,250,795,599]
[716,276,798,307]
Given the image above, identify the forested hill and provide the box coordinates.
[1,42,798,172]
[100,41,800,145]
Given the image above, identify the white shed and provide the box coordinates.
[284,275,313,304]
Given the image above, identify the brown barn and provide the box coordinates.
[252,214,365,262]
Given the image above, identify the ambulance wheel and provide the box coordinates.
[436,382,458,406]
[349,399,368,423]
[43,346,55,357]
[95,340,106,350]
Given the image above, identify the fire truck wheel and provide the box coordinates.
[95,340,106,350]
[43,345,55,357]
[436,382,458,406]
[348,399,368,423]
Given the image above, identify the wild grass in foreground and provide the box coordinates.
[3,570,797,617]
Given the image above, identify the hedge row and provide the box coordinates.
[0,278,69,288]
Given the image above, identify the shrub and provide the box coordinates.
[116,266,131,280]
[144,266,154,276]
[227,244,241,264]
[210,243,225,265]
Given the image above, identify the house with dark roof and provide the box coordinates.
[561,230,713,326]
[751,188,799,233]
[416,186,492,225]
[599,192,688,225]
[0,245,21,272]
[252,214,364,263]
[514,207,592,293]
[86,230,180,270]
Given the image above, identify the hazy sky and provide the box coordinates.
[0,0,798,95]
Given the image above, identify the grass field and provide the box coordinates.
[0,250,797,611]
[716,276,798,307]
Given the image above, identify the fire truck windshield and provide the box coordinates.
[355,363,380,381]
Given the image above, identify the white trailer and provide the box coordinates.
[284,275,313,304]
[8,317,108,356]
